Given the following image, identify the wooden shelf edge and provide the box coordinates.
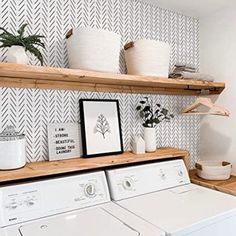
[0,63,225,96]
[0,148,189,184]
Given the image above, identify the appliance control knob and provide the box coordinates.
[178,170,183,177]
[84,183,96,198]
[26,200,35,206]
[122,178,134,190]
[9,203,18,210]
[161,173,166,180]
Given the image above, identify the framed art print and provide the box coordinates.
[80,99,123,157]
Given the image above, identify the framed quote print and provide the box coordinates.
[80,99,123,157]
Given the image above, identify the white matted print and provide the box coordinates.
[80,99,123,157]
[48,123,81,161]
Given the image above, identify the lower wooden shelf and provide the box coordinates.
[0,147,188,184]
[189,169,236,196]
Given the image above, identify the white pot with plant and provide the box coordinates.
[136,97,174,152]
[0,23,45,65]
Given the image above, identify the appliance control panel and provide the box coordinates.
[0,171,110,227]
[106,159,190,201]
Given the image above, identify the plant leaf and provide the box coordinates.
[17,23,28,38]
[25,45,44,65]
[152,118,160,124]
[161,108,168,116]
[23,35,45,49]
[140,111,145,118]
[0,27,15,37]
[143,106,151,112]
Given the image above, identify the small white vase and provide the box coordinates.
[6,46,29,64]
[144,127,156,152]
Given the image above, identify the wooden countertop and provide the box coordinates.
[189,169,236,196]
[0,147,189,184]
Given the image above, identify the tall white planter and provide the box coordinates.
[144,127,156,152]
[6,46,29,64]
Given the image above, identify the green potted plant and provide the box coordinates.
[0,23,45,65]
[136,97,174,152]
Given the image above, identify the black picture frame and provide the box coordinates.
[80,99,124,158]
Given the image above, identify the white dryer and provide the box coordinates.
[0,171,164,236]
[106,159,236,236]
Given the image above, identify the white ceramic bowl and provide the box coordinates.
[195,160,232,180]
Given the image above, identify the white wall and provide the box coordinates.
[200,6,236,173]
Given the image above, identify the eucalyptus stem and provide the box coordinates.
[136,97,174,128]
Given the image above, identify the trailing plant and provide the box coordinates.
[136,97,174,128]
[0,23,45,65]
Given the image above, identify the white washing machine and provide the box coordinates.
[0,171,165,236]
[106,159,236,236]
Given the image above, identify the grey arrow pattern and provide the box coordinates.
[0,0,200,167]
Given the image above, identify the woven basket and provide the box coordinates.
[196,160,232,180]
[66,27,121,73]
[124,39,170,77]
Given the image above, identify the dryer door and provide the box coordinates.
[18,207,139,236]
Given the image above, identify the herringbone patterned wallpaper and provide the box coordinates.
[0,0,200,167]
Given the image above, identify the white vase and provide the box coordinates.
[144,127,156,152]
[6,46,29,64]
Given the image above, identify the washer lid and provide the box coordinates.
[19,207,139,236]
[117,184,236,234]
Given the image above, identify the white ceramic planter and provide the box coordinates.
[6,46,29,64]
[144,127,156,152]
[67,27,121,73]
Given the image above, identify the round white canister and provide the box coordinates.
[0,126,26,170]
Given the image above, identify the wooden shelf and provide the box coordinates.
[190,169,236,196]
[0,148,188,184]
[0,63,225,96]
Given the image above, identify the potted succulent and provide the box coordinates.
[0,23,45,65]
[136,97,174,152]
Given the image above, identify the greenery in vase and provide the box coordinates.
[0,23,45,65]
[136,97,174,128]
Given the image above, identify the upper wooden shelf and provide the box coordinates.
[0,63,225,96]
[0,148,189,184]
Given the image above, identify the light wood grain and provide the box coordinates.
[0,63,225,95]
[0,147,189,183]
[190,169,236,196]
